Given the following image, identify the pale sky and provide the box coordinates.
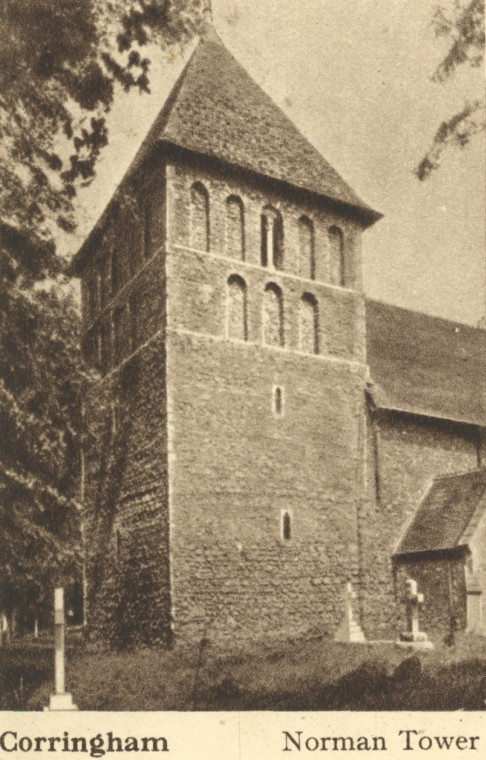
[66,0,485,326]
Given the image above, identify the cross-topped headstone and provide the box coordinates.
[334,582,366,643]
[405,578,423,636]
[397,577,433,649]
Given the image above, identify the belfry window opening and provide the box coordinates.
[261,206,283,269]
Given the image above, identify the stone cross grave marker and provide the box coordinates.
[397,578,433,649]
[334,582,366,643]
[45,588,78,711]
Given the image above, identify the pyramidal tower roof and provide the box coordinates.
[155,24,379,219]
[73,24,380,271]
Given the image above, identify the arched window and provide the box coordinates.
[263,283,284,347]
[298,216,315,280]
[261,206,283,269]
[225,196,245,260]
[299,293,319,354]
[190,182,210,251]
[328,226,345,287]
[226,275,248,341]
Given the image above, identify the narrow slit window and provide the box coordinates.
[272,385,284,417]
[282,511,292,540]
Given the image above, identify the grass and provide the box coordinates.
[11,631,486,711]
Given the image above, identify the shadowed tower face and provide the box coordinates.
[75,23,380,646]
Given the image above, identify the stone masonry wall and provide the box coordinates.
[360,407,479,640]
[81,156,172,646]
[165,156,368,644]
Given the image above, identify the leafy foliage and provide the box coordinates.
[0,242,91,622]
[0,0,204,243]
[0,1,205,630]
[416,0,485,179]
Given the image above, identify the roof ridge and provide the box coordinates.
[367,298,483,334]
[432,468,486,482]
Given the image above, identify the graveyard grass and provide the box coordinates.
[8,633,486,710]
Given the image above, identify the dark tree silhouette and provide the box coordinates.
[0,0,205,634]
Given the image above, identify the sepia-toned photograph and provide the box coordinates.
[0,0,485,716]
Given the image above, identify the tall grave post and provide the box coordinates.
[45,588,78,711]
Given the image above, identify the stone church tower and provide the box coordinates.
[73,25,382,645]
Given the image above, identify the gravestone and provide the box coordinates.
[334,582,366,643]
[397,578,433,650]
[45,588,78,711]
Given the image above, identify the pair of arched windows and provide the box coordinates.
[190,184,246,260]
[226,278,284,346]
[298,218,344,286]
[226,277,319,354]
[263,285,319,353]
